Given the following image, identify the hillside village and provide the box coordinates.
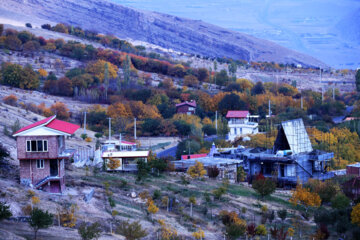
[0,7,359,240]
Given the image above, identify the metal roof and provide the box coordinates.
[281,118,313,154]
[102,151,149,158]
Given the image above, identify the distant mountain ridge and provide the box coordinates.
[0,0,326,68]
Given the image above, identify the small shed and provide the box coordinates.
[347,163,360,176]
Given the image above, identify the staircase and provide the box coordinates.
[35,176,60,189]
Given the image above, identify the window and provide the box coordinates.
[36,159,44,169]
[26,140,48,152]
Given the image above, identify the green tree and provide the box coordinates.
[78,222,102,240]
[115,220,148,240]
[218,93,248,115]
[0,24,3,36]
[1,63,23,87]
[29,208,53,240]
[0,202,12,221]
[17,31,32,43]
[251,81,265,95]
[214,69,229,86]
[0,144,9,163]
[331,193,350,210]
[277,209,287,222]
[136,159,150,182]
[123,55,131,86]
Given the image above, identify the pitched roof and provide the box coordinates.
[226,111,249,118]
[13,116,80,136]
[46,119,80,135]
[176,101,196,108]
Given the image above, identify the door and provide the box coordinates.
[50,181,61,193]
[50,159,58,176]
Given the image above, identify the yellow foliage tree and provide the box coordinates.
[192,228,205,240]
[86,60,118,83]
[187,161,207,179]
[147,199,159,219]
[60,204,78,228]
[158,219,178,240]
[31,196,40,205]
[107,158,121,170]
[351,203,360,227]
[107,102,132,119]
[38,68,48,78]
[289,184,321,210]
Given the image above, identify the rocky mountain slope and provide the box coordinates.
[0,0,326,68]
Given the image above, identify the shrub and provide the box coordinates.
[277,209,287,221]
[85,137,92,142]
[115,220,148,240]
[255,224,267,236]
[25,23,32,28]
[331,193,350,209]
[252,174,276,198]
[81,134,87,140]
[78,222,102,240]
[0,202,12,221]
[3,94,18,106]
[94,132,102,138]
[153,190,161,200]
[207,165,220,179]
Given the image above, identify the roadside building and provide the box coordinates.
[347,163,360,176]
[102,151,149,171]
[175,100,196,115]
[13,116,80,193]
[226,110,258,141]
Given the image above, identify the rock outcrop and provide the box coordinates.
[0,0,326,67]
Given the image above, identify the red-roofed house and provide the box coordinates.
[13,116,80,193]
[181,153,208,160]
[176,100,196,115]
[226,110,258,141]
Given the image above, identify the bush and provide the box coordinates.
[25,23,32,28]
[207,165,220,179]
[277,209,287,221]
[3,94,18,106]
[115,220,148,240]
[81,134,88,140]
[252,174,276,198]
[255,224,267,236]
[85,137,92,142]
[78,222,102,240]
[153,190,161,200]
[331,193,350,210]
[0,202,12,221]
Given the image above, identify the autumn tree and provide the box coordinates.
[50,102,70,120]
[59,204,78,228]
[252,174,276,198]
[29,208,53,240]
[107,158,121,170]
[218,93,248,115]
[197,68,209,82]
[187,160,206,179]
[20,64,40,90]
[290,184,321,211]
[5,35,22,50]
[183,75,199,87]
[3,94,18,106]
[351,203,360,227]
[86,60,118,83]
[52,23,69,34]
[57,77,73,96]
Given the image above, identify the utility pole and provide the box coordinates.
[83,111,87,134]
[320,67,324,102]
[108,118,112,141]
[301,95,303,109]
[119,133,122,151]
[215,111,218,133]
[188,141,190,155]
[134,118,137,140]
[332,87,335,100]
[268,99,271,117]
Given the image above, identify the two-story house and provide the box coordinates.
[13,116,79,193]
[175,100,196,115]
[226,110,258,141]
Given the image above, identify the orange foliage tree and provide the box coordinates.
[289,184,321,211]
[50,102,70,120]
[3,94,18,106]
